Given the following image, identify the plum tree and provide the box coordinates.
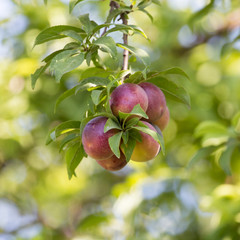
[110,83,148,117]
[153,107,170,131]
[139,82,166,121]
[130,121,160,162]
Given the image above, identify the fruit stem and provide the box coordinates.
[121,12,129,83]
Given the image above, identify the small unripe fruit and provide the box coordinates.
[110,83,148,117]
[96,151,127,171]
[82,117,118,160]
[139,82,166,121]
[153,107,170,131]
[130,121,160,162]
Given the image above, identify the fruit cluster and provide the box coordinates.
[82,82,169,171]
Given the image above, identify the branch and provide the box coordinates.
[121,12,129,82]
[101,0,120,37]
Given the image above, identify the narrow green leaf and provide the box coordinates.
[59,134,81,152]
[147,76,191,108]
[122,131,129,145]
[49,50,84,82]
[117,43,150,66]
[94,36,117,59]
[121,137,136,162]
[66,143,85,179]
[137,0,152,9]
[187,146,218,169]
[219,140,237,175]
[69,0,84,13]
[31,63,49,89]
[104,118,122,133]
[125,117,140,129]
[125,71,144,84]
[78,14,98,34]
[118,104,148,121]
[152,0,161,5]
[91,90,102,105]
[42,50,66,63]
[34,25,85,46]
[46,120,81,145]
[62,30,83,42]
[108,132,122,158]
[138,8,153,22]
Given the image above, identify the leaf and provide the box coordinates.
[122,131,129,145]
[147,76,191,108]
[49,50,84,82]
[59,134,81,152]
[66,143,85,179]
[61,30,83,42]
[105,24,148,39]
[137,0,152,9]
[194,121,228,138]
[91,90,103,105]
[42,50,66,63]
[148,67,189,80]
[118,104,148,121]
[93,36,117,59]
[69,0,84,13]
[106,8,122,23]
[78,77,110,88]
[189,0,215,25]
[125,117,140,129]
[121,137,136,162]
[187,146,218,169]
[46,120,81,145]
[138,8,153,22]
[219,140,237,175]
[125,71,144,84]
[31,63,49,89]
[78,14,98,34]
[152,0,161,6]
[133,124,165,154]
[108,132,122,158]
[55,85,78,112]
[104,118,122,133]
[117,43,150,66]
[34,25,85,46]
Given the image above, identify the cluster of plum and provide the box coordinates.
[82,82,170,171]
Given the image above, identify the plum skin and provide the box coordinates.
[130,121,160,162]
[96,151,127,171]
[153,106,170,131]
[139,82,166,122]
[82,116,118,160]
[110,83,148,117]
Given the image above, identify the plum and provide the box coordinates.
[139,82,166,121]
[153,106,170,131]
[110,83,148,117]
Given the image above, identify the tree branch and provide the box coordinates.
[121,12,129,82]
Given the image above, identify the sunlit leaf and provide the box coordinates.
[108,132,122,158]
[94,36,117,59]
[104,118,122,133]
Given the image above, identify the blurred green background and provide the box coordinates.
[1,0,240,239]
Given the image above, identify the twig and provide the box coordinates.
[121,12,129,82]
[101,0,120,37]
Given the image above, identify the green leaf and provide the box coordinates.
[219,140,237,175]
[122,131,129,145]
[94,36,117,59]
[147,76,191,108]
[61,30,83,42]
[187,146,218,169]
[46,120,81,145]
[118,104,148,121]
[104,118,122,133]
[189,0,215,25]
[66,143,85,179]
[148,67,189,80]
[194,121,228,138]
[117,43,150,66]
[78,14,98,34]
[55,86,78,112]
[108,132,122,158]
[34,25,85,46]
[69,0,84,13]
[49,50,84,82]
[105,24,148,39]
[137,0,152,9]
[125,117,140,129]
[125,71,144,84]
[91,90,103,105]
[44,0,48,5]
[78,77,110,88]
[59,134,81,152]
[138,8,153,22]
[42,50,66,63]
[121,137,136,162]
[133,124,165,154]
[31,63,49,89]
[152,0,161,6]
[106,8,122,23]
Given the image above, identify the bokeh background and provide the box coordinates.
[1,0,240,239]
